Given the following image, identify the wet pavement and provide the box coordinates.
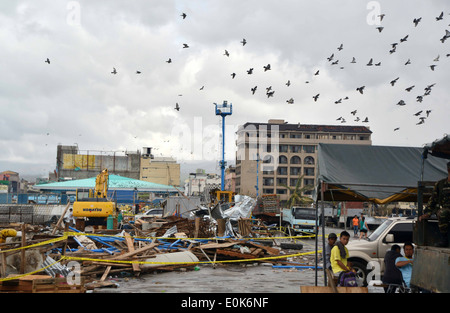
[93,226,384,293]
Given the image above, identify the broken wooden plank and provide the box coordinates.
[123,232,141,273]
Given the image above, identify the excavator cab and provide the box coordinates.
[72,169,116,218]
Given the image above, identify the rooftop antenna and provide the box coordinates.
[214,100,232,191]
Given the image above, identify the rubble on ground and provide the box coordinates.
[0,202,314,293]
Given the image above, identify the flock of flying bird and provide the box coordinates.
[43,9,449,133]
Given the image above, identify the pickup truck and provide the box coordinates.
[346,216,415,286]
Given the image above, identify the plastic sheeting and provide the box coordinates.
[222,195,256,221]
[316,143,448,204]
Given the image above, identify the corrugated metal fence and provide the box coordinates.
[0,204,67,225]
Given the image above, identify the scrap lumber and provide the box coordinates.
[123,232,141,274]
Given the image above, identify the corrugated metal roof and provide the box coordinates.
[33,174,177,192]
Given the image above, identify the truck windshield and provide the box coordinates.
[368,219,393,241]
[293,208,316,220]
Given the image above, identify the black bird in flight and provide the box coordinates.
[181,13,187,19]
[413,17,422,27]
[241,38,247,46]
[394,127,400,131]
[45,58,50,64]
[362,117,369,123]
[400,35,409,43]
[414,110,423,116]
[166,58,172,63]
[390,77,399,86]
[351,110,357,115]
[397,100,406,106]
[175,103,180,111]
[405,85,415,92]
[224,50,229,57]
[111,67,117,74]
[436,11,444,21]
[337,43,343,51]
[247,68,254,74]
[367,58,373,66]
[405,59,411,65]
[183,43,189,48]
[314,70,319,76]
[430,65,437,71]
[251,86,257,94]
[376,27,384,33]
[136,71,141,74]
[286,98,294,104]
[231,73,236,79]
[356,86,365,94]
[286,80,291,87]
[263,64,271,71]
[313,94,320,102]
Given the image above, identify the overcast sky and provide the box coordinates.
[1,0,449,180]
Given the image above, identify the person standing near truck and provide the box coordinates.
[419,161,450,247]
[352,215,359,237]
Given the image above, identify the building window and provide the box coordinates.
[290,145,302,153]
[290,133,302,139]
[304,156,315,165]
[277,188,287,195]
[279,155,288,164]
[303,145,315,153]
[290,167,302,175]
[304,134,312,139]
[279,145,289,153]
[304,167,315,176]
[263,188,274,194]
[290,178,300,186]
[304,178,315,186]
[277,178,287,185]
[277,167,288,175]
[263,178,274,186]
[290,156,301,164]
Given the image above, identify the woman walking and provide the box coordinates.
[359,216,369,239]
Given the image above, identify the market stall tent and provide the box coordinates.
[315,143,448,204]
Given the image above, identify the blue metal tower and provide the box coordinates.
[214,100,232,191]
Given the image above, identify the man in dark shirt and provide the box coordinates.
[420,161,450,247]
[382,245,403,293]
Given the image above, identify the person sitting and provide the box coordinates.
[330,231,358,286]
[382,245,403,293]
[395,242,414,289]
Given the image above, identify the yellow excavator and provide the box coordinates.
[72,169,116,229]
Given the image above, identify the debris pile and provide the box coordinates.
[0,195,312,293]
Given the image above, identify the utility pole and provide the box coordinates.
[214,101,232,191]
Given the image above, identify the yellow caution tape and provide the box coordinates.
[64,231,317,241]
[0,256,65,282]
[0,234,68,254]
[62,249,321,266]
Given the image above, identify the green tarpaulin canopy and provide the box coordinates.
[315,143,448,204]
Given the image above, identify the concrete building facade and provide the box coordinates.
[140,156,181,187]
[55,145,141,181]
[235,119,372,203]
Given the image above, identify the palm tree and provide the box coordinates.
[281,174,314,208]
